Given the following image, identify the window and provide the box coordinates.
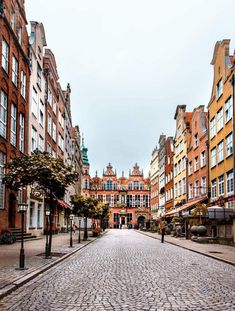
[133,181,139,190]
[217,141,224,163]
[194,156,199,172]
[194,133,198,148]
[211,180,217,199]
[201,176,206,194]
[128,183,133,190]
[12,56,18,86]
[210,118,216,139]
[216,79,223,99]
[217,108,223,132]
[37,204,42,228]
[17,24,22,45]
[58,133,64,151]
[211,148,216,168]
[2,39,9,72]
[29,202,35,227]
[20,71,26,98]
[227,171,233,194]
[10,104,17,146]
[189,184,193,199]
[225,97,232,123]
[183,177,186,194]
[114,183,118,190]
[37,63,42,87]
[200,151,206,167]
[107,180,113,190]
[38,135,44,152]
[84,179,89,189]
[10,9,15,30]
[113,213,120,223]
[31,126,37,152]
[178,160,181,174]
[178,181,182,196]
[143,195,149,207]
[48,89,52,106]
[226,133,233,157]
[32,88,38,117]
[175,183,178,197]
[140,183,144,190]
[52,122,56,142]
[19,113,24,152]
[39,101,44,127]
[106,195,111,204]
[189,161,192,175]
[0,152,6,209]
[177,125,182,138]
[53,98,57,115]
[218,175,224,196]
[0,90,7,138]
[47,113,52,135]
[182,156,186,170]
[174,164,177,176]
[194,180,199,197]
[127,195,132,207]
[127,213,132,223]
[134,195,140,207]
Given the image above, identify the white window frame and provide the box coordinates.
[210,118,216,139]
[20,71,26,98]
[12,56,18,86]
[225,97,232,123]
[0,90,7,139]
[52,122,56,142]
[211,180,217,199]
[194,156,199,172]
[217,108,223,132]
[10,103,17,146]
[211,148,216,168]
[2,39,9,72]
[200,151,206,167]
[31,126,37,152]
[216,79,223,100]
[227,171,233,194]
[47,113,52,136]
[19,113,24,152]
[218,175,224,196]
[201,176,206,194]
[226,133,233,157]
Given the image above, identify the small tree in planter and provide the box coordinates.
[3,150,78,255]
[71,195,99,240]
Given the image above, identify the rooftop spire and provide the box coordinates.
[81,136,89,166]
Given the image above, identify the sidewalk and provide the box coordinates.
[0,230,106,299]
[136,230,235,266]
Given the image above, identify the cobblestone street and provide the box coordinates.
[0,230,235,311]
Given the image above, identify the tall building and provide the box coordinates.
[27,21,47,235]
[165,137,174,213]
[208,40,234,240]
[88,163,151,229]
[173,105,192,210]
[158,134,166,216]
[0,0,30,229]
[71,125,82,195]
[150,147,159,220]
[187,105,208,207]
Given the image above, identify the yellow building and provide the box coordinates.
[173,105,192,209]
[208,40,234,241]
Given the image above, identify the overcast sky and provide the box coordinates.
[26,0,235,177]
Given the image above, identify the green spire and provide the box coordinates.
[81,137,89,166]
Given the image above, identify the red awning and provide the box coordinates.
[165,196,207,216]
[57,200,71,210]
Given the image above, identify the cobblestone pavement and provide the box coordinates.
[0,229,235,311]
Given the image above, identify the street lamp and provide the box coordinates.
[78,218,81,243]
[45,209,51,258]
[16,203,28,270]
[69,214,74,247]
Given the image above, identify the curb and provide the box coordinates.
[0,232,107,300]
[135,230,235,267]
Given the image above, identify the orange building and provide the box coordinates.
[208,40,234,241]
[87,163,151,229]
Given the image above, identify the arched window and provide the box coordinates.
[107,180,112,190]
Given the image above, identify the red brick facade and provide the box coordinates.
[87,164,151,229]
[0,0,30,228]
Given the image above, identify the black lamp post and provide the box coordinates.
[70,214,74,247]
[45,209,51,258]
[16,203,28,270]
[78,219,81,243]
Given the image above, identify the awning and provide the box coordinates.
[165,196,207,216]
[57,200,71,210]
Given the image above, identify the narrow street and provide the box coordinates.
[0,230,235,311]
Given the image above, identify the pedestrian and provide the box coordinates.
[160,220,166,243]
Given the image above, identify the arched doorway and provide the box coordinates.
[137,215,145,229]
[8,193,16,228]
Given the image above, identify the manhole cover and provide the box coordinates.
[208,251,223,254]
[36,252,66,257]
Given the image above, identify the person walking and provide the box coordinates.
[160,219,166,243]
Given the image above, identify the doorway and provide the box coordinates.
[137,216,145,229]
[121,216,125,225]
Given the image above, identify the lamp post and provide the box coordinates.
[78,219,81,243]
[17,203,28,270]
[45,209,51,258]
[70,214,74,247]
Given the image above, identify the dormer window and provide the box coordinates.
[216,79,223,100]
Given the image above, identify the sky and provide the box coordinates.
[25,0,235,177]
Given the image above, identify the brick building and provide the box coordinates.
[165,137,174,213]
[0,0,30,229]
[88,163,151,229]
[187,106,208,208]
[150,147,159,220]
